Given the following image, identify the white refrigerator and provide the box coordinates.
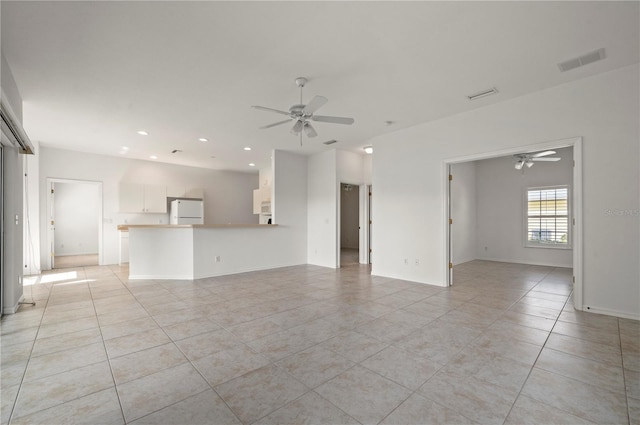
[170,200,204,225]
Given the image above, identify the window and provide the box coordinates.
[525,186,571,248]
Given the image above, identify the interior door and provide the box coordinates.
[49,182,55,269]
[448,165,453,285]
[1,145,4,315]
[368,185,372,264]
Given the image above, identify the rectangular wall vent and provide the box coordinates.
[467,87,498,101]
[558,48,606,72]
[323,139,338,145]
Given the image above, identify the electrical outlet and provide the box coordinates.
[415,259,419,266]
[484,246,488,251]
[404,258,408,265]
[215,256,221,262]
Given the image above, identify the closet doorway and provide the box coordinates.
[340,183,360,267]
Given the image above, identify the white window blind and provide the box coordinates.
[526,186,570,247]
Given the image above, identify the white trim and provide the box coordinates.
[474,256,572,269]
[371,270,447,287]
[3,295,24,314]
[572,139,583,311]
[359,184,369,265]
[444,136,583,310]
[579,305,640,321]
[443,162,451,285]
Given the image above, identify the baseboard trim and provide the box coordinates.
[473,256,572,268]
[370,269,446,288]
[3,296,24,314]
[577,305,640,321]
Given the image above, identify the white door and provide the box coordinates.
[49,182,56,269]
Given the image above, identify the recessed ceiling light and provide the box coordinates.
[150,155,158,160]
[121,146,129,150]
[199,138,208,142]
[137,130,149,136]
[249,163,256,167]
[363,146,373,154]
[243,147,252,151]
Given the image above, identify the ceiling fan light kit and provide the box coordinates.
[252,77,354,145]
[513,150,561,170]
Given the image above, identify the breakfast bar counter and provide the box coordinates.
[126,224,283,280]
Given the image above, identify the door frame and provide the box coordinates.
[444,136,583,310]
[45,178,104,270]
[336,182,370,268]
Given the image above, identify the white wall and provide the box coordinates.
[451,162,477,265]
[272,150,308,266]
[372,64,639,319]
[340,184,359,249]
[2,146,24,313]
[475,147,573,267]
[2,52,25,313]
[39,147,258,267]
[307,150,337,268]
[54,182,100,256]
[23,140,40,275]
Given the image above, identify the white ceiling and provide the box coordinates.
[1,1,638,172]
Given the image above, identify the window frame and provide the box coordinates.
[524,185,572,250]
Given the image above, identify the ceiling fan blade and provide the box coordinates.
[259,119,292,129]
[303,96,328,114]
[312,115,355,125]
[532,157,561,162]
[290,120,303,135]
[531,150,556,158]
[251,105,291,116]
[303,122,318,138]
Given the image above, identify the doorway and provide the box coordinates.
[46,179,103,270]
[339,183,360,267]
[445,137,583,310]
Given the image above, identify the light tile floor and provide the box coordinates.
[1,261,638,424]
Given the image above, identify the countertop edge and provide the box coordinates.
[118,224,278,231]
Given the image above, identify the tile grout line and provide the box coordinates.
[5,270,54,425]
[88,266,129,425]
[500,266,599,424]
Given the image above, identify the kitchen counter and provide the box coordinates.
[118,224,276,231]
[127,224,289,280]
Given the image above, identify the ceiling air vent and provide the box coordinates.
[558,48,606,72]
[467,87,498,101]
[323,139,338,145]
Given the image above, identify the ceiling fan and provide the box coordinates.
[514,150,561,170]
[251,77,354,145]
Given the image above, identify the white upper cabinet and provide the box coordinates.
[119,183,167,213]
[144,185,167,213]
[119,183,144,212]
[166,185,204,199]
